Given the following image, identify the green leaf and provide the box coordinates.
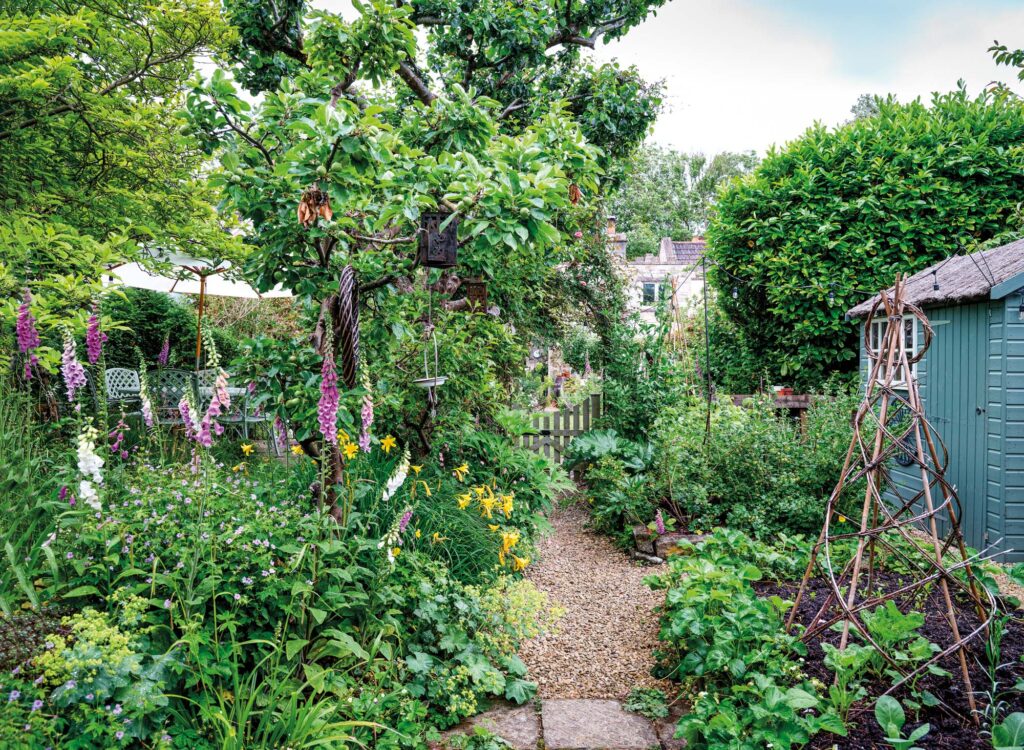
[874,695,905,734]
[994,713,1024,749]
[504,678,537,704]
[405,652,433,674]
[286,638,309,660]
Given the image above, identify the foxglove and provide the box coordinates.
[16,290,40,380]
[61,329,87,402]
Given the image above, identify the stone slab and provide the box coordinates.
[654,533,707,559]
[435,700,540,750]
[541,699,659,750]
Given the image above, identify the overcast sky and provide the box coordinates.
[594,0,1024,155]
[313,0,1024,156]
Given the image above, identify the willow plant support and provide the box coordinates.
[786,274,994,723]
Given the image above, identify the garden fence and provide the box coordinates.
[519,393,602,464]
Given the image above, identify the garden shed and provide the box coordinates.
[847,238,1024,562]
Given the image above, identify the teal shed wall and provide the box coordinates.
[858,295,1024,561]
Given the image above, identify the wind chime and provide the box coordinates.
[787,275,993,721]
[412,211,459,416]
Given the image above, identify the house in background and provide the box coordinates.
[847,237,1024,562]
[606,216,706,326]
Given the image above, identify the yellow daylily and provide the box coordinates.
[431,532,448,544]
[240,443,254,456]
[457,493,472,510]
[291,444,305,456]
[453,463,469,481]
[479,495,497,519]
[338,428,350,444]
[414,529,422,539]
[392,546,402,558]
[411,465,422,475]
[512,554,530,572]
[488,524,500,532]
[500,530,520,555]
[413,480,432,497]
[231,462,245,473]
[501,494,514,518]
[343,442,359,460]
[381,435,397,454]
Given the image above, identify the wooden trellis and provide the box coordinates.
[787,275,994,721]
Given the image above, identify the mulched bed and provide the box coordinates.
[758,574,1024,749]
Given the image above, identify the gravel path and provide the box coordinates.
[519,500,673,699]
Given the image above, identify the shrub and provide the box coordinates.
[584,455,655,545]
[651,391,858,538]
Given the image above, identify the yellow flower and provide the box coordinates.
[343,442,358,460]
[501,494,514,518]
[381,435,397,454]
[291,444,305,456]
[392,546,402,558]
[453,463,469,481]
[431,532,448,544]
[473,486,486,497]
[231,462,245,473]
[488,524,500,532]
[512,554,530,572]
[338,428,350,444]
[411,465,422,475]
[457,493,472,510]
[500,530,520,555]
[479,495,497,519]
[414,529,421,539]
[240,443,254,456]
[838,515,847,524]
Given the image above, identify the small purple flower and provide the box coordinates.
[16,290,40,380]
[163,598,172,609]
[115,731,124,740]
[8,690,21,701]
[359,391,373,453]
[31,699,43,712]
[61,330,87,401]
[654,509,666,535]
[157,336,170,366]
[66,552,73,560]
[318,348,339,444]
[86,306,107,365]
[58,486,68,503]
[398,508,413,534]
[85,693,94,701]
[112,704,122,715]
[233,593,241,600]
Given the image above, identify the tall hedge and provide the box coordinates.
[707,89,1024,390]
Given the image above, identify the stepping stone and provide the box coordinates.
[434,700,540,750]
[541,699,660,750]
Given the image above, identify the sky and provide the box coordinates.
[311,0,1024,156]
[593,0,1024,155]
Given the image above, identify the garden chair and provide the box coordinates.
[149,369,195,426]
[105,368,142,413]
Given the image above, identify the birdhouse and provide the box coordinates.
[418,212,459,268]
[463,278,487,312]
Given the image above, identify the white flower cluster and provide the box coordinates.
[381,448,411,503]
[76,422,104,511]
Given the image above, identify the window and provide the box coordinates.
[642,282,657,304]
[868,317,919,386]
[641,281,668,305]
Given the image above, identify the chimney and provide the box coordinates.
[606,216,617,236]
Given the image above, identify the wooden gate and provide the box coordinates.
[519,393,602,464]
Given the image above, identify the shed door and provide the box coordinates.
[922,305,988,550]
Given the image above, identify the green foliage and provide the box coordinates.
[623,686,669,720]
[993,713,1024,749]
[584,455,655,543]
[645,529,844,749]
[0,0,244,369]
[610,144,757,256]
[651,392,859,538]
[874,695,930,750]
[708,88,1024,389]
[563,429,653,473]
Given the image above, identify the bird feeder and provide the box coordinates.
[463,278,487,313]
[418,212,459,268]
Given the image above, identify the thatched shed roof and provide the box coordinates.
[846,237,1024,319]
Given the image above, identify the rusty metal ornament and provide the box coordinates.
[463,278,487,313]
[337,265,359,389]
[418,212,459,268]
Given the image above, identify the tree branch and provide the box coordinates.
[396,60,438,105]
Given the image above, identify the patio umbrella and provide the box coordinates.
[106,252,292,363]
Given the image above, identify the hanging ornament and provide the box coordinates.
[297,182,331,227]
[462,278,488,313]
[418,212,459,268]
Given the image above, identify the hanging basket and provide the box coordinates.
[418,212,459,268]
